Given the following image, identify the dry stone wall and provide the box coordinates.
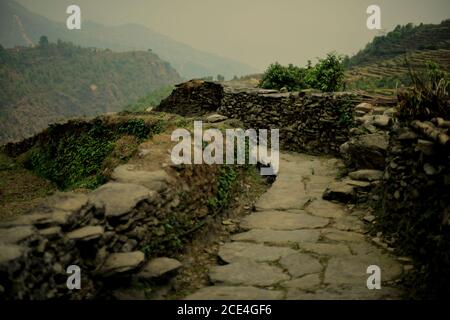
[220,87,362,154]
[0,163,222,299]
[157,80,364,155]
[374,120,450,297]
[157,80,223,116]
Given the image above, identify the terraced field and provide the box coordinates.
[345,20,450,94]
[345,48,450,94]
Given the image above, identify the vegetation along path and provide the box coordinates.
[185,152,405,300]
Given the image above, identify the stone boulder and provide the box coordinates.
[138,257,182,280]
[111,165,169,191]
[206,114,228,123]
[322,182,356,203]
[66,226,104,241]
[100,251,145,276]
[348,169,383,182]
[89,182,156,217]
[355,102,373,113]
[340,133,389,169]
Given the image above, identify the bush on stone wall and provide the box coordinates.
[259,52,345,92]
[397,61,449,121]
[259,63,307,91]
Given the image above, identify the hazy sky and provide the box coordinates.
[17,0,450,71]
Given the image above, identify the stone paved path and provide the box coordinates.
[185,153,404,300]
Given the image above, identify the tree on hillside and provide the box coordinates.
[39,36,49,47]
[259,62,306,91]
[305,52,345,92]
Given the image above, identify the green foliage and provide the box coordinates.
[38,35,49,47]
[124,86,174,112]
[118,119,151,141]
[0,39,181,143]
[347,73,412,91]
[259,62,306,91]
[25,118,153,190]
[397,60,450,121]
[259,53,345,92]
[305,52,345,92]
[208,166,237,212]
[346,20,450,68]
[28,122,114,189]
[336,100,354,127]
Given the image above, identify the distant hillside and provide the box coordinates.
[346,20,450,68]
[345,20,450,93]
[0,40,182,144]
[0,0,257,79]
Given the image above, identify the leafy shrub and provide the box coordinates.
[305,52,345,92]
[124,86,174,112]
[259,53,345,92]
[118,119,151,141]
[259,63,306,91]
[28,122,115,189]
[208,166,237,212]
[26,118,154,190]
[397,60,450,121]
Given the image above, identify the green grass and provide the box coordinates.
[124,86,174,112]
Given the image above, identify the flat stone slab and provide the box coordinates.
[184,286,284,300]
[232,229,320,245]
[100,251,145,275]
[332,216,365,233]
[38,227,61,237]
[322,182,355,203]
[255,187,310,211]
[0,243,25,264]
[280,274,321,290]
[89,182,155,217]
[348,242,387,256]
[305,200,347,218]
[355,102,373,113]
[111,165,169,191]
[138,257,182,279]
[209,261,289,286]
[241,211,329,230]
[218,242,297,263]
[324,256,403,288]
[206,114,228,123]
[0,213,51,227]
[348,170,383,182]
[321,229,365,242]
[66,226,104,241]
[279,253,322,277]
[47,192,89,212]
[300,243,352,256]
[0,226,35,244]
[373,115,391,128]
[0,210,76,227]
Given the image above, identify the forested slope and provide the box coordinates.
[0,40,182,144]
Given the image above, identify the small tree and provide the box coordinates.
[259,62,306,91]
[39,35,49,47]
[217,74,225,82]
[306,52,345,92]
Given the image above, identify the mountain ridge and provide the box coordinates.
[0,0,257,79]
[0,40,182,144]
